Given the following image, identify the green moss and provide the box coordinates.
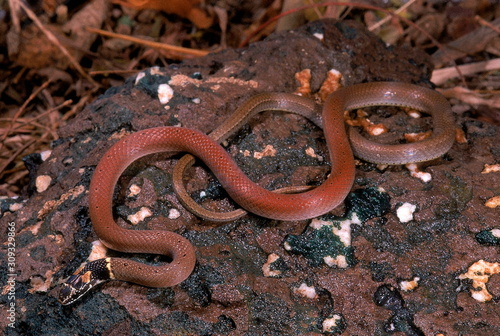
[135,70,171,98]
[284,188,390,267]
[285,224,354,267]
[345,187,391,223]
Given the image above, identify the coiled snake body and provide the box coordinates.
[59,82,455,305]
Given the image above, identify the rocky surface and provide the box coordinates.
[1,19,499,335]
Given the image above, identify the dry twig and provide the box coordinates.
[86,27,210,58]
[17,1,98,86]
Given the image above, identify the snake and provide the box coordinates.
[58,82,455,305]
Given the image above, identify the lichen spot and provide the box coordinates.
[158,84,174,105]
[128,184,141,197]
[168,208,181,219]
[313,32,324,40]
[36,175,52,193]
[396,202,417,223]
[127,207,153,224]
[293,283,318,299]
[458,259,500,302]
[134,71,146,85]
[262,253,283,278]
[322,314,346,333]
[400,277,420,292]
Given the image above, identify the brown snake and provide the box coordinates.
[59,82,455,304]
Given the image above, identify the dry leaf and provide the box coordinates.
[113,0,213,28]
[438,87,500,109]
[407,13,445,46]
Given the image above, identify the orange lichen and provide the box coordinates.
[485,196,500,208]
[482,163,500,174]
[455,128,468,143]
[318,69,343,101]
[112,0,213,28]
[458,259,500,302]
[294,69,312,97]
[345,109,388,136]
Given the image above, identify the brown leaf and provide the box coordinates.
[113,0,214,28]
[407,13,445,46]
[438,86,500,109]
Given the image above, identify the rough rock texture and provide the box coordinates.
[1,19,499,335]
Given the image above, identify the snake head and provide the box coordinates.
[58,258,112,305]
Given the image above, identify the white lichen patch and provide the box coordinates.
[406,163,432,183]
[396,202,417,223]
[8,199,25,212]
[322,314,344,333]
[400,277,420,292]
[168,74,259,89]
[313,32,324,40]
[309,218,330,230]
[485,196,500,208]
[81,136,92,144]
[48,234,63,244]
[332,219,352,246]
[306,217,352,268]
[127,207,153,225]
[305,147,323,161]
[134,71,146,85]
[63,157,74,166]
[158,84,174,104]
[19,221,42,235]
[28,270,55,294]
[262,253,283,277]
[108,128,131,140]
[253,144,277,159]
[369,123,388,136]
[310,218,352,246]
[149,66,163,76]
[407,110,421,119]
[128,184,141,197]
[293,283,318,299]
[404,131,433,143]
[458,259,500,302]
[40,150,52,161]
[481,163,500,174]
[350,212,362,225]
[328,69,341,77]
[37,185,86,219]
[36,175,52,193]
[168,208,181,219]
[347,112,388,137]
[134,67,165,84]
[324,255,348,268]
[491,229,500,238]
[88,240,109,261]
[240,149,251,157]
